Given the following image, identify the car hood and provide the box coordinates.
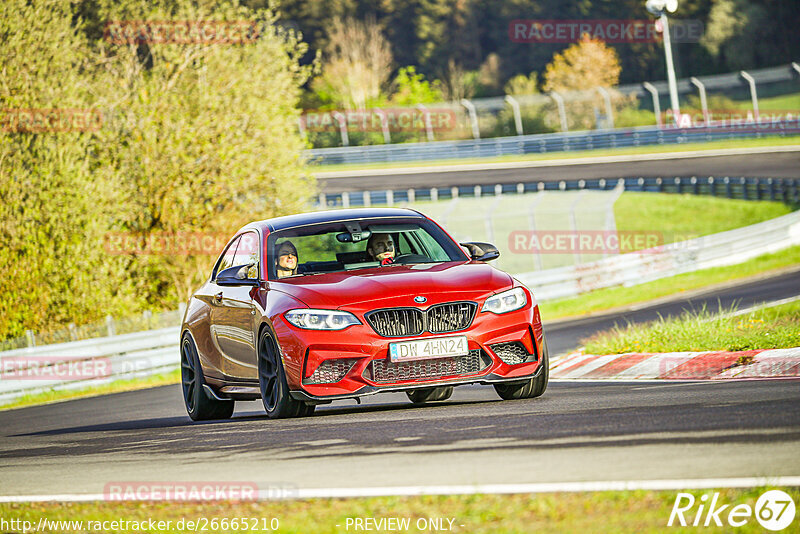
[272,261,514,309]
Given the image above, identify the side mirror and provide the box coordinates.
[460,242,500,262]
[217,263,259,286]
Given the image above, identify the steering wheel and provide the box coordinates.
[392,253,429,264]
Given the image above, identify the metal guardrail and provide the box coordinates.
[0,327,179,403]
[320,176,800,208]
[516,210,800,301]
[306,121,800,165]
[1,209,798,404]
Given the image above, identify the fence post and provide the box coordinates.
[460,99,480,140]
[106,315,116,337]
[528,191,546,271]
[549,91,569,132]
[318,193,326,207]
[372,108,391,144]
[690,77,709,125]
[741,177,748,200]
[504,95,524,135]
[331,111,349,147]
[431,188,438,202]
[386,190,394,205]
[416,104,434,142]
[25,329,36,348]
[596,87,614,129]
[408,189,416,203]
[342,192,350,208]
[363,191,371,207]
[642,82,662,127]
[569,191,586,265]
[740,71,760,120]
[724,176,732,198]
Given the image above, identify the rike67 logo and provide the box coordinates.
[669,490,796,530]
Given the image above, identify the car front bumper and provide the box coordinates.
[274,301,545,400]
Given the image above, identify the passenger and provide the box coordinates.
[275,240,298,278]
[367,233,395,265]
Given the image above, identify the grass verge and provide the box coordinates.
[539,245,800,321]
[583,300,800,354]
[310,134,800,173]
[614,194,793,246]
[0,368,179,412]
[1,487,797,533]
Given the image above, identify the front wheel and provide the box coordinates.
[258,328,314,419]
[181,334,235,421]
[494,335,549,400]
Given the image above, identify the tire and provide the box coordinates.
[493,334,549,401]
[181,333,235,421]
[258,327,313,419]
[406,386,454,404]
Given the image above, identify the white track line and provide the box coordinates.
[3,478,800,502]
[314,145,800,178]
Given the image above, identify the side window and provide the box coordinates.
[214,236,241,279]
[233,231,260,279]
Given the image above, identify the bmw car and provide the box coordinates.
[180,208,548,420]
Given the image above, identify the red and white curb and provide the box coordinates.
[550,347,800,380]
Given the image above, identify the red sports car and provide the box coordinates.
[180,208,548,420]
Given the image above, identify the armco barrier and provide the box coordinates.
[0,211,798,404]
[0,327,179,403]
[306,121,800,166]
[516,210,800,301]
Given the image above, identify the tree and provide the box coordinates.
[0,0,316,339]
[313,16,393,110]
[543,35,622,93]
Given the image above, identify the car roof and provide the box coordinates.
[242,207,426,233]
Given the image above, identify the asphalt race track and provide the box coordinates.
[1,270,799,497]
[316,151,800,192]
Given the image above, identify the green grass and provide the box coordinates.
[0,369,179,412]
[614,194,793,247]
[309,134,800,173]
[731,92,800,112]
[1,487,796,533]
[583,300,800,354]
[540,245,800,321]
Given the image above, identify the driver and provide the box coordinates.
[275,240,298,278]
[366,233,395,265]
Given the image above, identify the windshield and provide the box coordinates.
[266,218,466,280]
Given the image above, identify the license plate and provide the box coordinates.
[389,335,468,362]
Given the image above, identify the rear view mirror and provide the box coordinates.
[336,230,372,243]
[460,242,500,262]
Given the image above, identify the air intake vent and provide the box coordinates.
[489,341,533,365]
[427,302,477,333]
[366,349,490,383]
[366,302,477,337]
[303,358,359,385]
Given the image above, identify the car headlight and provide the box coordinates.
[284,309,361,330]
[482,287,527,314]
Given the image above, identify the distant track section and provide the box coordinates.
[316,149,800,193]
